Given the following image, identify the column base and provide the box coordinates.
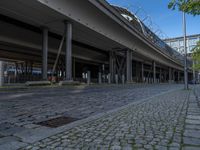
[59,80,80,86]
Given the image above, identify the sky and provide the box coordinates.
[107,0,200,39]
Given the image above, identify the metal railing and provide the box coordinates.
[108,2,192,66]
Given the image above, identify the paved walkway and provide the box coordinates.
[0,84,199,149]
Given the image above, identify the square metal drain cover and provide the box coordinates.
[36,116,78,128]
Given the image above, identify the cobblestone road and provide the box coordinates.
[21,88,192,150]
[1,84,200,150]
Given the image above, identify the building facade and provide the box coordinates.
[164,34,200,54]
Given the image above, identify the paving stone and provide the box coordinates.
[184,130,200,139]
[182,146,200,150]
[185,119,200,125]
[187,115,200,120]
[0,126,27,136]
[183,137,200,146]
[0,141,27,150]
[185,124,200,130]
[169,147,179,150]
[0,136,21,144]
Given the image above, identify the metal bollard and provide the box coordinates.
[87,71,91,85]
[115,74,118,84]
[98,72,102,84]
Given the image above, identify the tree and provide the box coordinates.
[168,0,200,15]
[192,41,200,70]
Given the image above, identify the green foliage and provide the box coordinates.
[168,0,200,15]
[192,41,200,70]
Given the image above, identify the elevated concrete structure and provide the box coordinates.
[0,0,193,85]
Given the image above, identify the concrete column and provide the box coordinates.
[126,49,132,83]
[136,62,140,82]
[164,70,167,83]
[122,74,125,84]
[108,73,111,84]
[109,51,114,83]
[115,74,118,84]
[172,69,175,82]
[73,57,76,80]
[178,71,180,83]
[141,62,144,82]
[87,71,91,84]
[152,61,156,83]
[42,27,48,80]
[98,72,102,84]
[159,68,162,83]
[65,21,72,81]
[169,68,172,83]
[0,61,4,86]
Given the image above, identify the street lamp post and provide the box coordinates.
[183,11,188,90]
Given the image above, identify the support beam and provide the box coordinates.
[42,27,48,80]
[0,61,4,86]
[65,21,72,81]
[152,61,156,83]
[126,49,132,83]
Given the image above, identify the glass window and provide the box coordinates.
[188,38,198,46]
[170,41,179,48]
[179,40,183,47]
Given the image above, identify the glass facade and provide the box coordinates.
[164,35,200,54]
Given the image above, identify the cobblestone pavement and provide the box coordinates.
[182,85,200,150]
[20,87,194,150]
[0,84,199,149]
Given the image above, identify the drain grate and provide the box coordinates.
[36,116,78,128]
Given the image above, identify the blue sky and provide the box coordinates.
[107,0,200,38]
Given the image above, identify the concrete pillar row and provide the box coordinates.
[65,21,72,81]
[42,27,48,80]
[126,49,132,83]
[0,61,4,86]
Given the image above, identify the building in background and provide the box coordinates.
[164,34,200,55]
[164,34,200,82]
